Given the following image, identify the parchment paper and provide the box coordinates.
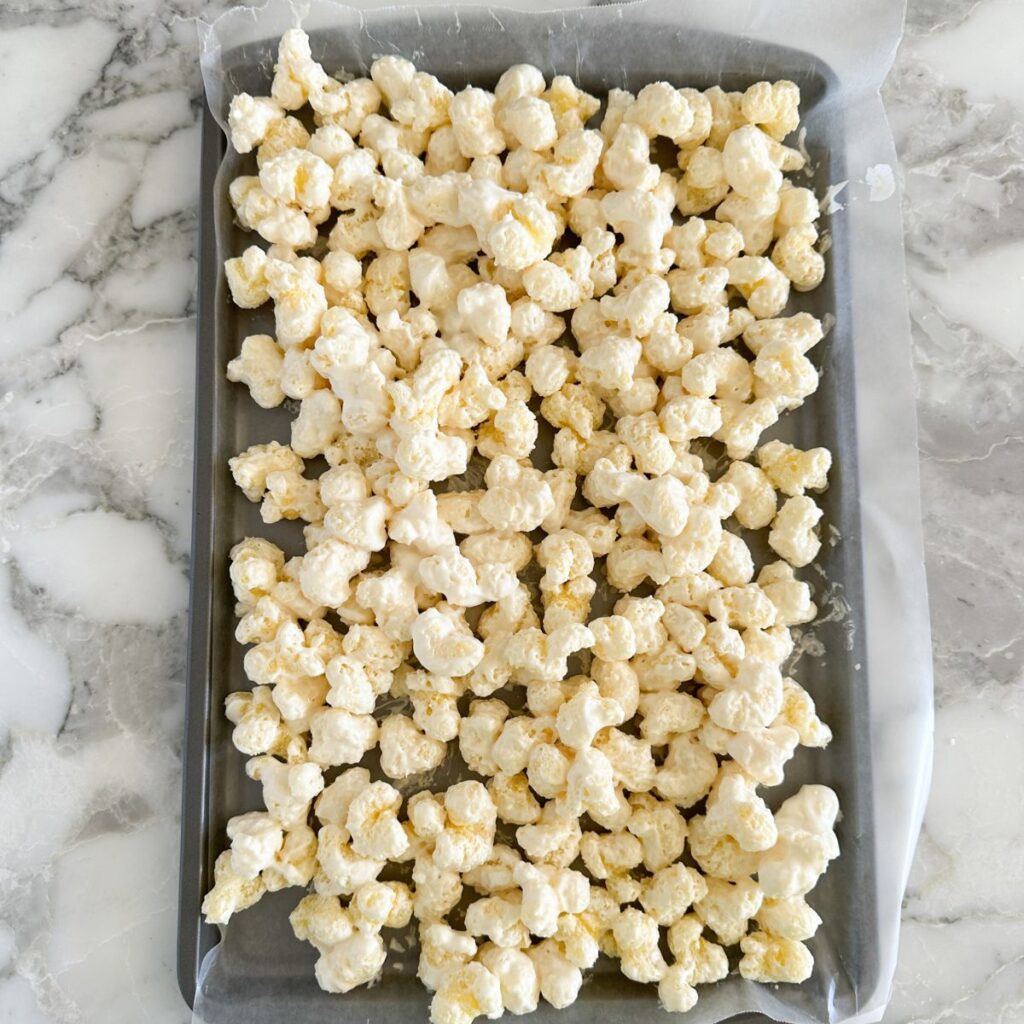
[190,2,933,1021]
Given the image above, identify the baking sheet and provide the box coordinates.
[180,2,934,1022]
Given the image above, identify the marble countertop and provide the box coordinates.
[0,0,1019,1021]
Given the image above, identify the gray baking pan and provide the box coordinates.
[180,10,876,1022]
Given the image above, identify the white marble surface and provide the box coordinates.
[0,1,1019,1021]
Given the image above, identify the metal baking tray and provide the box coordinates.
[180,10,877,1022]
